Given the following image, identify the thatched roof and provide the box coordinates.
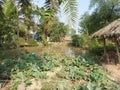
[92,18,120,38]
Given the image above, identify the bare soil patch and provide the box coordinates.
[103,64,120,84]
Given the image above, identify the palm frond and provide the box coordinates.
[3,0,17,18]
[44,0,59,13]
[63,0,78,27]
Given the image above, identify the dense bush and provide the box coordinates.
[89,38,119,56]
[49,22,68,42]
[90,45,117,56]
[71,34,89,48]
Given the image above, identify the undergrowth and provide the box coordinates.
[0,53,120,90]
[0,52,59,90]
[57,55,120,90]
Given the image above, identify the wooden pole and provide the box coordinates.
[103,38,109,63]
[103,38,107,55]
[116,39,120,63]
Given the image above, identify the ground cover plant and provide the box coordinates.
[0,51,120,90]
[0,52,59,89]
[57,55,120,90]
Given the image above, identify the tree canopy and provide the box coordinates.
[0,0,78,47]
[80,0,120,35]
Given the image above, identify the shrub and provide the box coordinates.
[89,38,119,56]
[19,37,26,46]
[27,38,38,46]
[71,34,89,48]
[89,44,117,56]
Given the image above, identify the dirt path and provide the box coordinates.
[46,65,62,82]
[26,65,62,90]
[103,64,120,84]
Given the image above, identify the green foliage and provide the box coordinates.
[72,34,89,48]
[50,23,68,42]
[41,82,54,90]
[80,0,120,34]
[89,38,117,56]
[0,0,18,49]
[41,34,49,46]
[74,81,119,90]
[56,80,71,90]
[57,55,106,82]
[44,0,78,27]
[0,0,33,49]
[27,38,38,46]
[0,51,120,89]
[19,37,26,46]
[58,55,119,90]
[63,0,78,27]
[89,38,103,56]
[39,53,59,71]
[11,63,47,90]
[72,35,83,47]
[75,56,104,82]
[0,52,60,89]
[89,38,101,49]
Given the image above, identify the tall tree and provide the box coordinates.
[89,0,120,23]
[80,0,120,35]
[0,0,17,48]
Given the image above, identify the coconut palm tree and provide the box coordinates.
[44,0,78,26]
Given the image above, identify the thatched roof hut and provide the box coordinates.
[92,18,120,63]
[92,18,120,38]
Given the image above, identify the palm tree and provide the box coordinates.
[44,0,78,27]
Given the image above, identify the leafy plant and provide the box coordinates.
[27,38,38,46]
[57,55,107,82]
[19,37,26,46]
[71,34,89,48]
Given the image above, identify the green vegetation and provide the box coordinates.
[0,53,59,89]
[0,52,119,89]
[80,0,120,34]
[58,56,105,82]
[19,37,26,46]
[27,38,38,46]
[0,0,78,48]
[0,0,120,90]
[71,34,89,48]
[49,22,68,42]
